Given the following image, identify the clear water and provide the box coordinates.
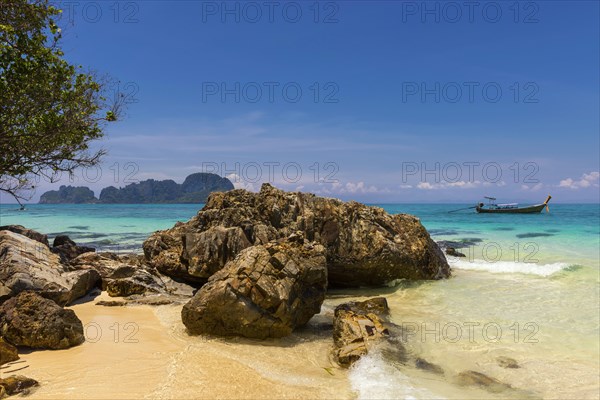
[1,202,599,399]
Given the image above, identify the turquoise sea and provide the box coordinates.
[1,202,599,398]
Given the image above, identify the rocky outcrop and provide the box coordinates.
[39,185,97,204]
[0,231,100,306]
[0,338,18,365]
[144,184,450,287]
[181,236,327,339]
[70,252,196,301]
[0,375,39,397]
[332,298,391,367]
[0,291,84,349]
[98,173,233,204]
[0,225,49,247]
[51,235,95,263]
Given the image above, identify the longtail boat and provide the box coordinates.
[475,195,552,214]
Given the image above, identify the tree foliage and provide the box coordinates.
[0,0,121,204]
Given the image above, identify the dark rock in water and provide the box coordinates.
[0,375,39,396]
[182,237,328,339]
[516,232,554,239]
[51,235,95,262]
[415,358,445,375]
[445,247,466,257]
[497,356,520,369]
[332,297,391,367]
[0,338,19,366]
[0,231,101,306]
[145,184,450,287]
[0,225,49,247]
[0,291,85,349]
[456,370,512,393]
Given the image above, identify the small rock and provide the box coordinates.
[96,300,127,307]
[332,298,392,367]
[457,370,512,393]
[0,338,19,366]
[0,291,85,349]
[52,235,95,262]
[445,247,466,257]
[415,358,444,375]
[0,375,39,396]
[497,356,520,369]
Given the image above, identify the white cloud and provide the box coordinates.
[558,171,599,189]
[225,174,257,192]
[521,183,544,191]
[416,180,482,190]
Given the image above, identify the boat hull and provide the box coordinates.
[476,203,546,214]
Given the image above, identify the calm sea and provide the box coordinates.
[1,202,598,398]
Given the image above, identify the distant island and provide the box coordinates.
[38,173,234,204]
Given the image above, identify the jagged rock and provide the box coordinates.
[51,235,95,262]
[497,356,520,369]
[144,184,450,287]
[415,358,445,375]
[96,300,127,307]
[182,237,327,339]
[332,298,391,367]
[457,370,512,393]
[0,291,84,349]
[0,225,49,247]
[0,375,39,397]
[71,251,196,302]
[0,231,100,306]
[0,338,18,365]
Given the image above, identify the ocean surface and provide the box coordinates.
[1,202,599,399]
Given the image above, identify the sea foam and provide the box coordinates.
[349,352,441,400]
[450,258,571,277]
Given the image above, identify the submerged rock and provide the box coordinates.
[456,370,512,393]
[0,230,100,306]
[415,358,445,375]
[0,375,39,397]
[445,247,466,258]
[332,298,391,367]
[145,184,450,287]
[0,338,18,366]
[497,356,520,369]
[0,291,84,349]
[182,237,327,338]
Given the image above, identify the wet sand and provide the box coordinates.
[23,293,352,400]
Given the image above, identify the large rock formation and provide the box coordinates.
[181,236,328,339]
[98,173,234,204]
[0,230,100,306]
[144,184,450,287]
[39,185,97,204]
[0,291,85,349]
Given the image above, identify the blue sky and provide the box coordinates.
[10,0,600,203]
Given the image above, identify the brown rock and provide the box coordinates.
[0,338,18,366]
[182,237,327,338]
[51,235,95,262]
[0,375,39,396]
[0,291,84,349]
[0,230,100,306]
[332,298,391,367]
[0,225,49,247]
[144,184,450,287]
